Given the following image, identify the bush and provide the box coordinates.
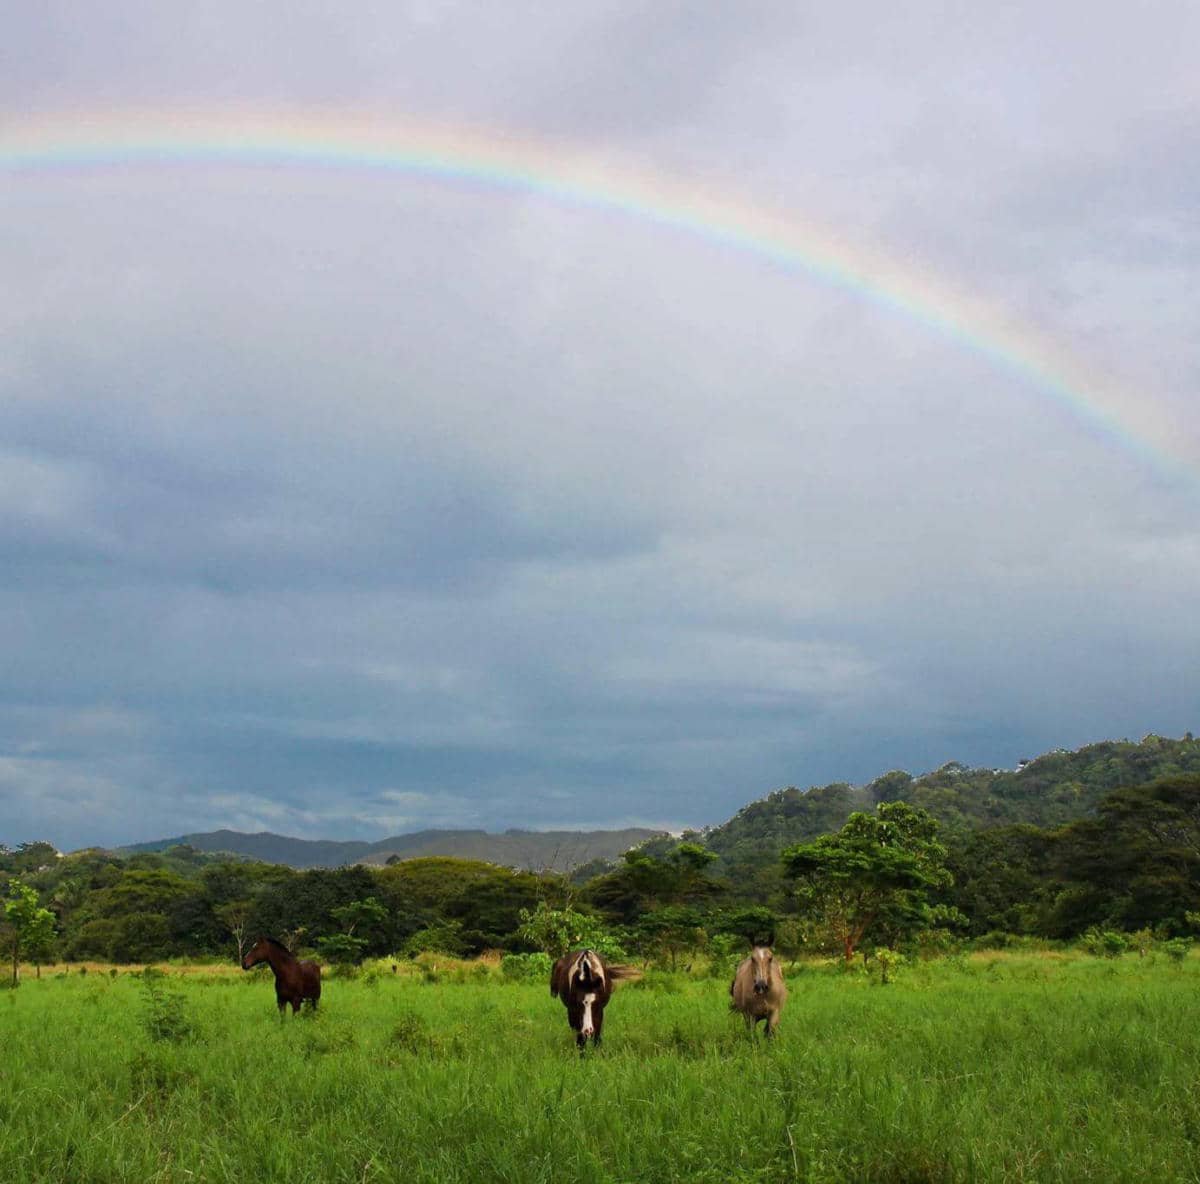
[971,931,1014,950]
[706,933,749,980]
[359,958,402,984]
[1162,937,1191,965]
[138,968,195,1043]
[915,927,963,959]
[402,921,467,959]
[870,947,905,985]
[500,952,552,982]
[316,933,367,966]
[1081,928,1130,958]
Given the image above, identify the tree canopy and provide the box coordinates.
[784,802,953,961]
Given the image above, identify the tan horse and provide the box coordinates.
[730,945,787,1038]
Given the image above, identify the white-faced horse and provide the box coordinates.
[730,944,787,1038]
[550,949,638,1049]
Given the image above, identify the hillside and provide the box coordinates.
[11,731,1200,962]
[709,734,1199,853]
[118,825,665,872]
[653,733,1200,903]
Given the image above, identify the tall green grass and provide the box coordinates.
[2,954,1198,1182]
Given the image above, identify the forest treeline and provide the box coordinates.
[3,734,1199,969]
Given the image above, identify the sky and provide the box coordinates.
[2,2,1198,850]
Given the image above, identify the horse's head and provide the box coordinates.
[241,936,271,970]
[749,945,775,995]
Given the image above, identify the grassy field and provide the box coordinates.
[2,952,1199,1183]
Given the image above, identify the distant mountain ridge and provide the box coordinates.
[105,735,1200,878]
[118,826,666,872]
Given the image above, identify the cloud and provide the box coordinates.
[2,2,1198,847]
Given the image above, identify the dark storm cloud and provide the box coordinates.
[1,2,1198,848]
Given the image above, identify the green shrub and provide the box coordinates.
[358,958,399,984]
[1162,937,1191,964]
[316,933,367,966]
[706,933,750,980]
[500,952,553,982]
[138,968,195,1043]
[972,930,1014,950]
[402,921,467,959]
[870,947,905,985]
[1081,928,1130,958]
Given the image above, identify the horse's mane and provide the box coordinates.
[262,936,295,956]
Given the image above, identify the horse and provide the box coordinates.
[550,948,638,1050]
[241,936,321,1015]
[730,944,787,1038]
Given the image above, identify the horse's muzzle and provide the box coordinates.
[753,982,769,995]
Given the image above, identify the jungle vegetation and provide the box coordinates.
[4,733,1200,969]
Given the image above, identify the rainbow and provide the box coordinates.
[2,108,1192,486]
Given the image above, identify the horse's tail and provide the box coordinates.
[606,963,642,984]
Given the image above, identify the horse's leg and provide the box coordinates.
[291,998,301,1015]
[592,1006,605,1048]
[277,997,287,1019]
[567,1002,586,1050]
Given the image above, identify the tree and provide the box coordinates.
[402,920,467,958]
[946,824,1055,937]
[23,909,56,978]
[515,902,625,959]
[316,896,389,965]
[2,841,59,874]
[631,905,706,970]
[3,879,57,985]
[1042,775,1200,937]
[711,905,778,946]
[783,802,951,962]
[586,842,723,922]
[868,770,915,804]
[216,899,254,964]
[331,896,388,941]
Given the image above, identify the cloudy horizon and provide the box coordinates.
[2,2,1198,850]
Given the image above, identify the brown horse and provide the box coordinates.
[242,936,321,1015]
[730,944,787,1038]
[550,949,638,1049]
